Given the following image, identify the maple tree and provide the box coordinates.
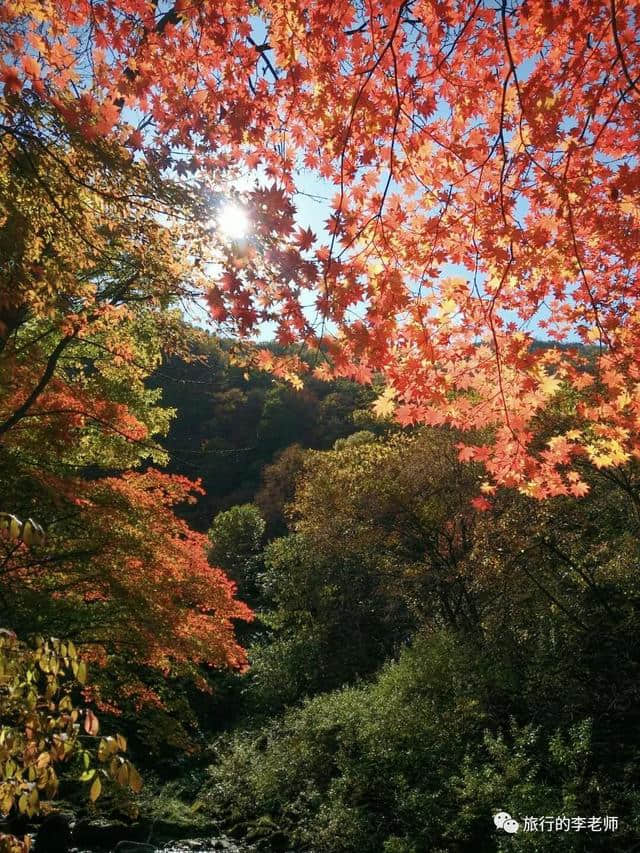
[0,94,251,712]
[3,0,640,499]
[1,475,251,692]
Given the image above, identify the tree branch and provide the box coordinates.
[0,333,75,438]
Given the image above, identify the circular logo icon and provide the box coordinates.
[494,811,520,833]
[493,811,511,829]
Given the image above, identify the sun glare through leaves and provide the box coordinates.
[218,203,251,241]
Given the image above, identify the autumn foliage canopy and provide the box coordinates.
[3,0,640,500]
[0,6,253,708]
[1,2,640,844]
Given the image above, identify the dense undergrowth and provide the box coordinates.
[150,399,640,852]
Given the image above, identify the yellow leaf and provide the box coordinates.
[128,765,143,794]
[372,388,396,419]
[621,197,639,218]
[36,753,50,771]
[59,695,72,712]
[285,372,303,391]
[89,776,102,802]
[438,298,458,319]
[586,438,630,469]
[508,124,531,153]
[117,763,129,786]
[586,326,601,342]
[539,372,561,397]
[98,738,108,762]
[9,515,22,541]
[617,390,631,409]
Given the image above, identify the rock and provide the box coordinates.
[227,823,248,840]
[4,813,30,840]
[269,831,290,852]
[254,832,289,852]
[148,819,222,842]
[73,818,148,848]
[34,813,72,853]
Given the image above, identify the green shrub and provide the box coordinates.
[203,628,640,851]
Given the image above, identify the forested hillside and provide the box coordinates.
[148,337,377,531]
[3,0,640,850]
[146,345,640,852]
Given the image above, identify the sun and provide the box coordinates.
[218,203,250,240]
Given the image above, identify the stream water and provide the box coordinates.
[76,840,255,853]
[160,840,253,852]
